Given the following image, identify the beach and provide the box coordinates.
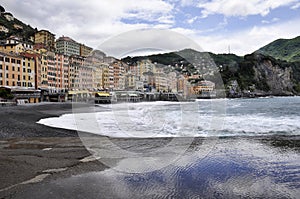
[0,101,300,198]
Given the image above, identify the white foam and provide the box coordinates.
[37,100,300,138]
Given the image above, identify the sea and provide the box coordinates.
[35,96,300,198]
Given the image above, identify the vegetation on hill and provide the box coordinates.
[257,36,300,62]
[0,12,37,42]
[123,48,300,95]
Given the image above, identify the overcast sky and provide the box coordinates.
[2,0,300,56]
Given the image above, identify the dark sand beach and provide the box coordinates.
[0,102,300,199]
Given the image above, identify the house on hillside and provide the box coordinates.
[3,12,14,21]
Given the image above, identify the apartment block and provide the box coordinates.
[0,52,35,88]
[69,55,84,90]
[56,36,80,57]
[80,44,93,57]
[34,30,55,51]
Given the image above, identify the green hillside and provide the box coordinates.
[257,36,300,62]
[0,8,37,41]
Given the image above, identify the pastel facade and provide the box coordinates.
[0,52,35,88]
[56,36,80,57]
[80,44,93,57]
[34,30,55,51]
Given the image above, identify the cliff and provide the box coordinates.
[244,53,294,95]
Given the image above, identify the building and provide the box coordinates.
[192,80,215,96]
[125,73,136,90]
[45,53,70,92]
[21,52,37,88]
[112,61,126,90]
[37,51,49,89]
[3,12,14,21]
[0,25,9,33]
[56,36,80,57]
[0,52,35,88]
[154,72,168,92]
[13,24,23,30]
[137,59,156,77]
[0,86,40,103]
[0,36,33,54]
[34,30,55,51]
[0,52,22,87]
[80,44,93,57]
[167,72,178,93]
[78,65,93,91]
[69,55,85,90]
[102,64,110,90]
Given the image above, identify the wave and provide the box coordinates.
[37,101,300,138]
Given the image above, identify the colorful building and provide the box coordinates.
[56,36,80,57]
[0,36,33,54]
[34,30,55,51]
[80,44,93,57]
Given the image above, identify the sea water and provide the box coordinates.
[38,96,300,138]
[32,97,300,198]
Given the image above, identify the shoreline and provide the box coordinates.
[0,101,299,198]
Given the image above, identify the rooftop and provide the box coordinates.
[56,36,77,43]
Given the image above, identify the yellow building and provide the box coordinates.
[37,51,49,89]
[137,59,156,77]
[0,52,22,87]
[0,52,35,88]
[20,52,36,88]
[34,30,55,51]
[0,37,33,54]
[102,65,110,90]
[80,44,93,57]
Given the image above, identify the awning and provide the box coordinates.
[128,94,138,97]
[97,92,110,97]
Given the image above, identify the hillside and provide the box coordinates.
[123,49,300,96]
[257,36,300,62]
[0,6,37,41]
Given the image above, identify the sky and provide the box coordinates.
[2,0,300,57]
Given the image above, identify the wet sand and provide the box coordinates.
[0,103,300,198]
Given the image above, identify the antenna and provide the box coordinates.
[228,45,231,54]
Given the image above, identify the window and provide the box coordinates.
[12,66,15,71]
[0,56,3,61]
[6,73,8,78]
[12,74,14,79]
[18,75,20,81]
[6,65,9,70]
[0,80,2,85]
[17,60,21,64]
[5,57,10,62]
[28,63,30,67]
[11,58,15,63]
[6,81,9,86]
[28,69,31,73]
[0,73,2,77]
[23,68,26,73]
[0,65,2,70]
